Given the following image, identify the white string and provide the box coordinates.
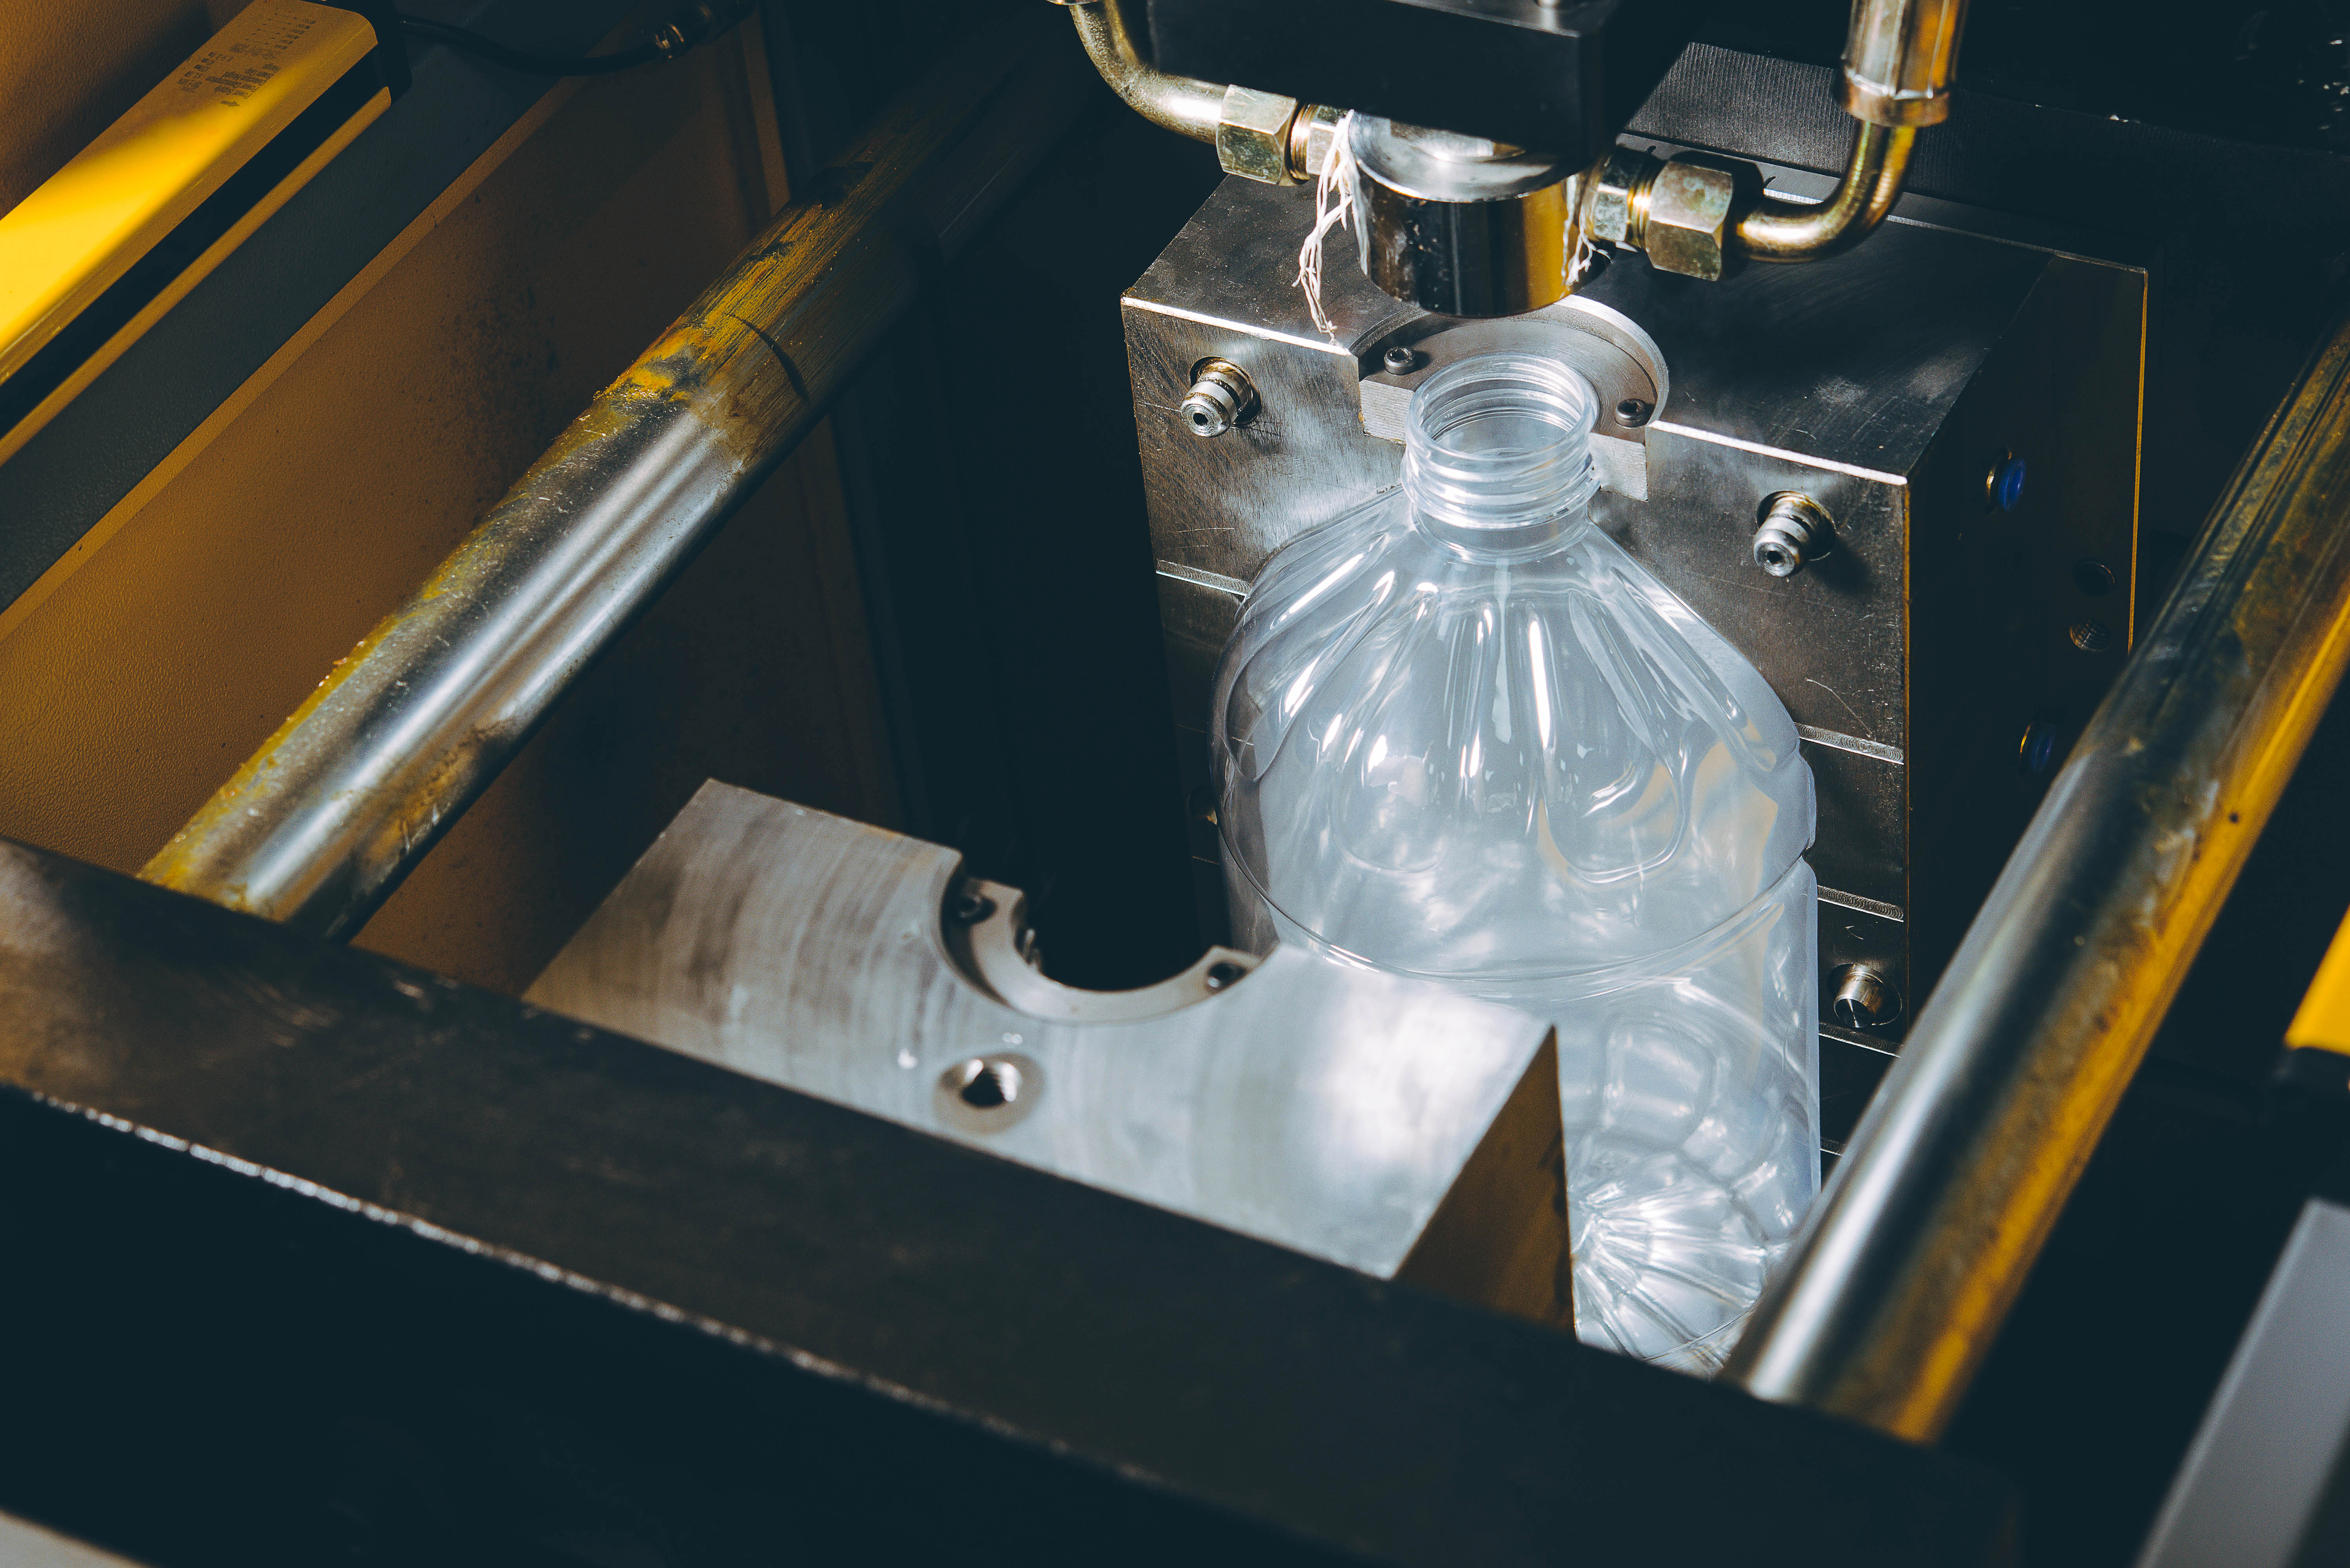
[1296,116,1596,330]
[1568,225,1596,291]
[1294,111,1356,341]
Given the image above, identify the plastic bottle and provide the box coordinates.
[1213,351,1818,1371]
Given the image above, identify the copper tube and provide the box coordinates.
[1734,120,1916,263]
[1724,314,2350,1439]
[1063,0,1222,143]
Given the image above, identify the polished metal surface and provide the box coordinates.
[530,781,1572,1325]
[140,18,1092,940]
[1124,169,2143,1126]
[2138,1199,2350,1568]
[1753,492,1834,578]
[1724,314,2350,1440]
[1346,116,1586,317]
[1841,0,1971,127]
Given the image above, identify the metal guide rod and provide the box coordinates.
[1724,315,2350,1440]
[141,17,1094,939]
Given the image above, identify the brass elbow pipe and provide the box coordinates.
[1734,120,1916,263]
[1061,0,1221,144]
[1729,0,1960,263]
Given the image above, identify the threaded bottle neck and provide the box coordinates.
[1402,353,1599,557]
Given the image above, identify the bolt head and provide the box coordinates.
[1613,397,1651,428]
[1382,345,1417,374]
[1988,453,2027,511]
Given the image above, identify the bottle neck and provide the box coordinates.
[1401,353,1599,561]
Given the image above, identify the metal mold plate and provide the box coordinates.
[528,781,1571,1324]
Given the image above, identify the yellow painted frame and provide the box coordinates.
[2289,905,2350,1055]
[0,0,383,464]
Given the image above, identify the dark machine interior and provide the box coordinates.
[10,1,2350,1563]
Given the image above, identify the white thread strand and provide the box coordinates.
[1295,112,1356,341]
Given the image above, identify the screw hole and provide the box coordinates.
[943,1056,1023,1110]
[950,890,996,924]
[1205,960,1247,991]
[2071,558,2116,597]
[2069,618,2113,653]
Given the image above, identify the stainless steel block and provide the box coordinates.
[1124,163,2145,1108]
[529,780,1572,1327]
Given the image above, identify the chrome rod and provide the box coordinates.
[1724,315,2350,1440]
[142,17,1093,939]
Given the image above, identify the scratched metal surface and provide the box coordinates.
[527,781,1559,1287]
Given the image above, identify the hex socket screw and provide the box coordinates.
[1382,345,1418,375]
[1180,359,1260,438]
[1753,492,1835,578]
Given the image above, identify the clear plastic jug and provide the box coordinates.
[1213,352,1819,1370]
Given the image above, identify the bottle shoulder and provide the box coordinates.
[1215,500,1815,970]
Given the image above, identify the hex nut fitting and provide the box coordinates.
[1180,359,1259,438]
[1753,492,1834,577]
[1586,145,1662,247]
[1218,85,1302,185]
[1643,157,1737,280]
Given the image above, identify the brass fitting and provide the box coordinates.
[1062,1,1339,186]
[1587,122,1916,277]
[1286,102,1346,181]
[1585,149,1744,281]
[1585,146,1660,250]
[1643,160,1740,281]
